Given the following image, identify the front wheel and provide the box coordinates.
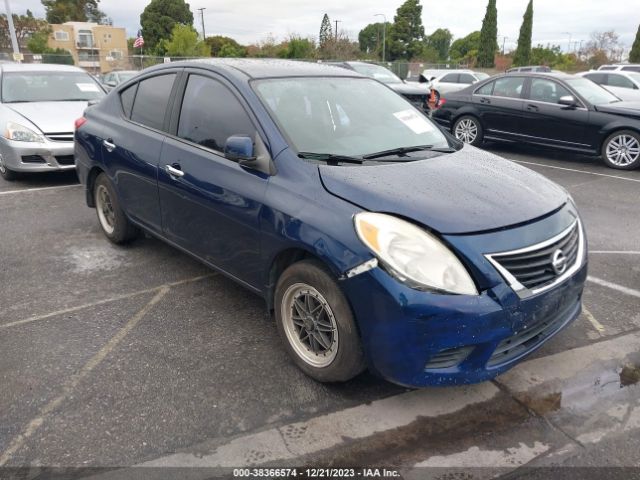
[453,115,484,146]
[601,130,640,170]
[0,156,19,181]
[274,260,365,383]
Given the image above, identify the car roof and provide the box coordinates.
[0,63,86,73]
[428,69,474,75]
[503,71,575,80]
[147,58,364,80]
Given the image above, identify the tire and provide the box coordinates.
[0,156,19,181]
[601,130,640,170]
[452,115,484,146]
[93,173,138,244]
[274,260,365,383]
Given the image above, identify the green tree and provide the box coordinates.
[161,24,208,57]
[426,28,453,61]
[319,13,332,49]
[41,0,106,24]
[477,0,498,67]
[282,36,316,59]
[513,0,533,66]
[140,0,194,55]
[205,35,246,57]
[389,0,425,60]
[629,24,640,63]
[449,31,481,63]
[43,47,74,64]
[1,10,50,51]
[27,30,50,53]
[358,22,391,60]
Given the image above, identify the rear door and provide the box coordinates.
[472,76,525,137]
[519,77,595,150]
[157,71,268,289]
[101,71,178,232]
[436,73,459,94]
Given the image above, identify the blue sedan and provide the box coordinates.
[74,59,587,388]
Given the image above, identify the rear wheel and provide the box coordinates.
[601,130,640,170]
[275,260,365,383]
[453,115,483,146]
[94,173,138,244]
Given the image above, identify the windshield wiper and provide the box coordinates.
[362,145,454,159]
[298,152,363,165]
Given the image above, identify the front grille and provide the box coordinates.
[487,300,577,367]
[424,346,473,370]
[55,155,75,165]
[21,155,46,163]
[45,132,74,142]
[488,221,581,294]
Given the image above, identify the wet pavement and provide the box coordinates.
[1,144,639,476]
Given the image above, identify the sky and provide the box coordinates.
[7,0,639,51]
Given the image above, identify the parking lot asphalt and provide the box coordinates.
[1,144,639,475]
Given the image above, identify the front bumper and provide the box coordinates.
[0,138,75,172]
[342,262,586,387]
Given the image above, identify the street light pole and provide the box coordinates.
[334,20,341,42]
[374,13,386,63]
[3,0,20,58]
[501,36,508,55]
[197,7,206,40]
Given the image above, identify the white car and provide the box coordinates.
[423,70,490,103]
[597,64,640,73]
[577,71,640,102]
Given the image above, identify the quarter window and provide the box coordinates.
[130,74,176,131]
[476,81,494,95]
[458,73,476,84]
[120,84,137,118]
[177,75,256,152]
[529,78,571,104]
[491,77,525,99]
[584,73,607,84]
[607,74,634,89]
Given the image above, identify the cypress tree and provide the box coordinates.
[630,24,640,63]
[319,14,333,49]
[477,0,498,68]
[513,0,533,66]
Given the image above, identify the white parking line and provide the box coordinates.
[512,160,640,183]
[590,251,640,255]
[0,286,170,466]
[0,184,82,195]
[0,274,215,330]
[587,276,640,299]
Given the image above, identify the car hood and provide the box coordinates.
[388,82,430,96]
[6,101,89,134]
[319,145,567,234]
[594,101,640,119]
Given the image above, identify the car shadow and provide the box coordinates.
[482,141,602,168]
[0,170,80,190]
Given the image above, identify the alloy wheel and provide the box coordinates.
[0,155,6,174]
[281,283,339,368]
[454,118,478,144]
[606,134,640,167]
[96,184,116,235]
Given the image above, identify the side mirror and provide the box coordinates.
[418,74,428,83]
[224,133,276,176]
[430,76,437,81]
[558,95,577,108]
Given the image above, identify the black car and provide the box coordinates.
[432,72,640,170]
[329,61,430,113]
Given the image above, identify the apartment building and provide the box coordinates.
[47,22,128,73]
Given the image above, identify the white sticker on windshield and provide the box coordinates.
[393,109,433,134]
[76,83,100,92]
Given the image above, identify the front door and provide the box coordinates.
[472,76,526,138]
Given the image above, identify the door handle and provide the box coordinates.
[165,164,184,178]
[102,138,116,152]
[526,104,539,111]
[480,98,491,104]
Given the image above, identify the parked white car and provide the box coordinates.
[597,64,640,73]
[577,71,640,102]
[422,69,490,103]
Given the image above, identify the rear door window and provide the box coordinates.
[458,73,476,84]
[491,77,525,99]
[607,74,635,89]
[177,74,256,152]
[130,73,176,131]
[584,73,607,85]
[528,78,571,104]
[440,73,458,83]
[476,81,494,95]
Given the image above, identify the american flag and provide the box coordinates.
[133,30,144,49]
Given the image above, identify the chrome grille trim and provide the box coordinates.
[485,219,585,299]
[45,132,74,142]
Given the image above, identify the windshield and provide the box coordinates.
[475,72,490,80]
[253,77,449,158]
[1,71,105,103]
[119,72,137,82]
[628,73,640,85]
[566,77,620,104]
[348,64,403,84]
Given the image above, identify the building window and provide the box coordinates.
[109,50,123,60]
[54,31,69,41]
[77,30,94,48]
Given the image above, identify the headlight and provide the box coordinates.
[354,212,478,295]
[4,121,44,143]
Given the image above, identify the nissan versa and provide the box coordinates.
[75,59,588,388]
